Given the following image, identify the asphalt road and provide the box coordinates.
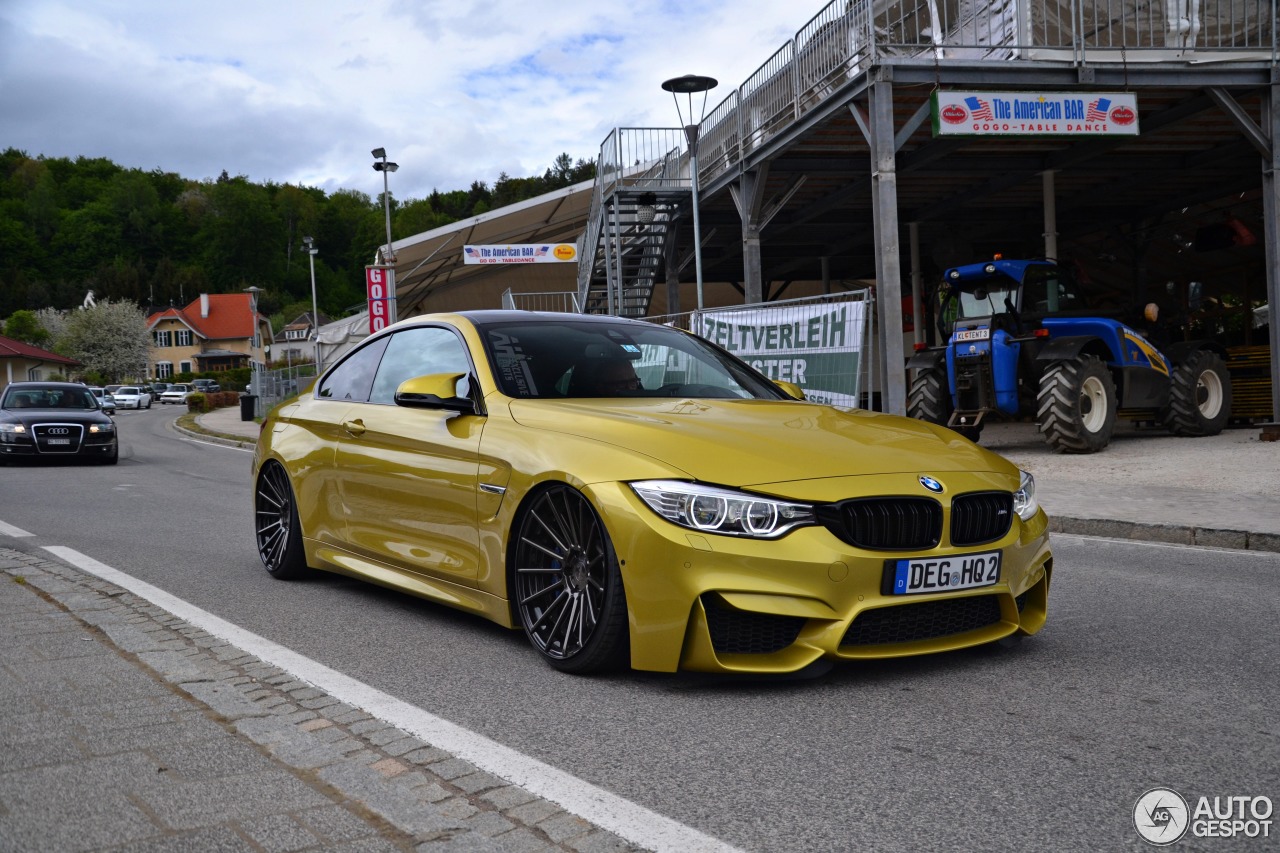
[1,406,1276,851]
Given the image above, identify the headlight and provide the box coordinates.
[89,423,115,434]
[0,423,26,434]
[1013,470,1038,521]
[629,480,815,539]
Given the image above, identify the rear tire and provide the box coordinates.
[254,461,309,579]
[907,367,950,425]
[1036,355,1117,453]
[1164,350,1231,436]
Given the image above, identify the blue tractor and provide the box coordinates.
[906,257,1232,453]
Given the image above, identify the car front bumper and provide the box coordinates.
[587,474,1052,674]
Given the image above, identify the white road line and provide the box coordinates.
[0,519,35,537]
[41,545,743,853]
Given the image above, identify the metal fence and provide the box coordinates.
[501,289,582,312]
[645,290,876,408]
[247,363,319,417]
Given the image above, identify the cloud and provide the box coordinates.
[1,0,824,201]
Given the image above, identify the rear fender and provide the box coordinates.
[1161,340,1228,366]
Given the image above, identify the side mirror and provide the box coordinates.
[775,380,806,401]
[395,373,477,414]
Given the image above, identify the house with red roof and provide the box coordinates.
[0,335,81,391]
[146,292,272,380]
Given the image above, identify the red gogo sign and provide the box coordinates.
[365,266,393,334]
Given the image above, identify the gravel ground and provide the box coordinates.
[977,420,1279,495]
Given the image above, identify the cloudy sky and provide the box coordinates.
[1,1,826,202]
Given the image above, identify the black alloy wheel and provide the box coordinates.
[512,485,629,674]
[254,461,308,579]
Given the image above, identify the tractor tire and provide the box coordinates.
[1036,355,1117,454]
[907,367,950,425]
[1163,350,1231,436]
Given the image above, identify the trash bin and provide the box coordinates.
[240,394,258,422]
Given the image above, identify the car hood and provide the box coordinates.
[2,408,111,424]
[505,397,1014,487]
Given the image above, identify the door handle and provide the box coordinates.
[342,419,366,436]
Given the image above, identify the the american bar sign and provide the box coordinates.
[932,91,1139,137]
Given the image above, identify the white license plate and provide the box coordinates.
[888,550,1001,595]
[954,328,990,342]
[47,438,71,445]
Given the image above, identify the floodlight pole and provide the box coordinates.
[302,236,321,371]
[662,74,718,311]
[372,148,399,325]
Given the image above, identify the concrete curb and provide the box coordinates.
[173,412,257,450]
[1048,516,1280,553]
[0,549,644,853]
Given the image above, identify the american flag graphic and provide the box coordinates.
[464,246,482,259]
[964,96,994,121]
[534,245,550,257]
[1086,98,1111,122]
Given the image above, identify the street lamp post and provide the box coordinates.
[302,236,321,371]
[662,74,718,311]
[371,148,399,325]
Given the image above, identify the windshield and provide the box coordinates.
[2,386,97,410]
[956,281,1019,320]
[475,318,786,400]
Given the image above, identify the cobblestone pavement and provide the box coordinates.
[0,548,646,853]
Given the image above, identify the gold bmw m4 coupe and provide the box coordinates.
[252,311,1051,675]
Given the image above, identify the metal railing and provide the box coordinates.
[587,0,1276,201]
[501,289,582,313]
[249,363,319,416]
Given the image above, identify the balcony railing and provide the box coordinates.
[593,0,1276,199]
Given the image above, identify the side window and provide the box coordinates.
[317,337,390,401]
[369,327,471,404]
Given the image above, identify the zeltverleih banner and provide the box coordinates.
[690,302,867,407]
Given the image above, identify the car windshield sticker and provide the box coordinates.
[488,331,537,397]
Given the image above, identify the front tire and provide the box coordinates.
[1036,355,1117,453]
[1164,350,1231,436]
[511,485,629,674]
[254,461,309,579]
[907,366,951,425]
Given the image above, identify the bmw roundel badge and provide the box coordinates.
[919,475,944,493]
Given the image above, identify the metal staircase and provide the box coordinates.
[577,129,690,317]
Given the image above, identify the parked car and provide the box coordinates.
[150,383,171,401]
[252,311,1051,675]
[111,386,152,410]
[87,386,117,415]
[0,381,118,464]
[160,383,193,405]
[191,378,221,394]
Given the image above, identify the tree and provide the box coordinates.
[35,307,68,342]
[2,309,50,346]
[55,299,152,382]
